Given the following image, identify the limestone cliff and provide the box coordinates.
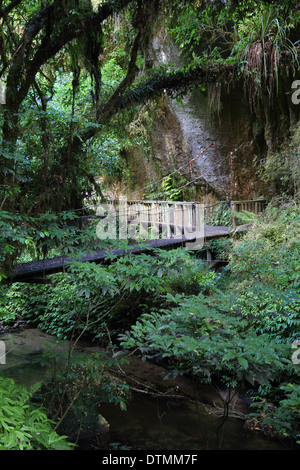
[123,27,299,203]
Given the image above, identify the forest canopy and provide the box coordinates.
[0,0,299,214]
[0,0,298,277]
[0,0,299,450]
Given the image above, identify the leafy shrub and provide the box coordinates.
[250,383,300,443]
[0,377,74,450]
[120,292,290,388]
[0,282,48,327]
[227,203,300,342]
[166,257,217,295]
[0,205,35,280]
[1,248,217,341]
[232,282,300,343]
[39,350,130,437]
[258,122,300,197]
[205,202,232,227]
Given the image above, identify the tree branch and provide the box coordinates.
[14,0,133,107]
[0,0,23,18]
[67,61,235,149]
[59,28,142,168]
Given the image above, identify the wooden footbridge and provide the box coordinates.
[11,198,265,283]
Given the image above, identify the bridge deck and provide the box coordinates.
[11,225,246,283]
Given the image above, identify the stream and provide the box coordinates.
[0,328,292,451]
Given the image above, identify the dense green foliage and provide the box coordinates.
[1,203,299,446]
[120,292,290,386]
[257,121,300,198]
[36,348,130,438]
[0,0,299,450]
[1,0,299,273]
[119,202,300,442]
[0,376,74,450]
[229,203,300,342]
[168,1,300,99]
[0,248,217,338]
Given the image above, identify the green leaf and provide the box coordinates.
[238,356,248,369]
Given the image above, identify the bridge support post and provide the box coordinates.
[0,340,6,364]
[206,248,212,270]
[118,196,128,240]
[231,201,237,229]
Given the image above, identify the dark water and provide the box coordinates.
[98,396,289,451]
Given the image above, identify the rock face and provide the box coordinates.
[126,26,299,202]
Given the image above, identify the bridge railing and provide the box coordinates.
[204,199,266,228]
[231,198,266,228]
[110,199,204,241]
[204,201,231,227]
[105,198,266,240]
[24,198,266,263]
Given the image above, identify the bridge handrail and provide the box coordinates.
[114,199,197,205]
[108,198,266,230]
[231,198,266,228]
